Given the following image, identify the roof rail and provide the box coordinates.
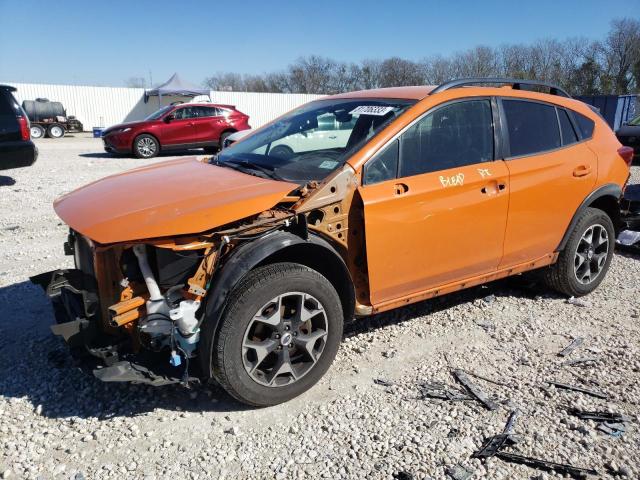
[431,78,571,98]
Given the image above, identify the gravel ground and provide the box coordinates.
[0,134,639,479]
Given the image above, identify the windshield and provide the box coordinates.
[144,105,173,121]
[215,98,416,183]
[629,114,640,126]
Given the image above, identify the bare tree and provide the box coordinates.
[601,18,640,93]
[378,57,425,87]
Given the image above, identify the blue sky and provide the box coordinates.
[0,0,638,87]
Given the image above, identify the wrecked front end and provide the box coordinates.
[32,209,297,387]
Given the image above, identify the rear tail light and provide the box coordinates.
[618,146,634,167]
[18,116,30,141]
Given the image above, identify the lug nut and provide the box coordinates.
[293,332,298,337]
[275,334,281,339]
[277,346,283,350]
[285,325,290,331]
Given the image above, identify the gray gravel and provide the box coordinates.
[0,134,639,479]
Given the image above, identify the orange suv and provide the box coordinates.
[33,78,633,406]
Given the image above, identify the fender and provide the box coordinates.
[198,230,355,377]
[557,183,622,251]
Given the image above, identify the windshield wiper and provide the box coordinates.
[221,158,285,181]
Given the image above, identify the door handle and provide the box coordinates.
[394,183,409,195]
[573,165,592,177]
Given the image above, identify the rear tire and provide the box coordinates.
[30,125,45,139]
[47,123,65,138]
[212,262,343,406]
[543,207,614,297]
[133,134,159,158]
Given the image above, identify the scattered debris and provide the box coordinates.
[566,297,590,307]
[373,378,395,387]
[421,381,472,401]
[445,463,473,480]
[453,369,499,410]
[496,451,597,479]
[548,381,608,399]
[473,410,520,459]
[597,422,627,437]
[568,408,631,423]
[558,337,585,357]
[382,349,397,358]
[473,410,597,478]
[462,369,511,387]
[617,229,640,246]
[392,472,413,480]
[562,357,597,366]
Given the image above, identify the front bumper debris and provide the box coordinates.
[31,269,183,386]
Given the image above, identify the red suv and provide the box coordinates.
[102,103,250,158]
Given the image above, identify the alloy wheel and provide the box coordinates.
[574,223,609,285]
[137,137,157,157]
[242,292,328,387]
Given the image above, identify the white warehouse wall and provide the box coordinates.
[4,82,324,131]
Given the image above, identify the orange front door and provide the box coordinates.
[359,161,510,305]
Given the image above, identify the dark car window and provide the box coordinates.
[558,108,578,146]
[574,112,595,139]
[173,107,199,120]
[364,139,399,185]
[398,99,494,178]
[0,90,20,142]
[197,106,219,118]
[503,100,560,157]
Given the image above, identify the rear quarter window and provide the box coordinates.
[0,91,18,115]
[573,112,595,139]
[502,99,560,157]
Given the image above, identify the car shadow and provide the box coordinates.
[79,149,214,160]
[0,175,16,186]
[0,275,553,420]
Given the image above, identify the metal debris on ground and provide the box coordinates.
[548,381,608,399]
[558,337,585,357]
[461,369,511,387]
[392,471,413,480]
[597,422,627,437]
[373,378,395,387]
[445,463,473,480]
[566,296,590,307]
[562,357,597,366]
[420,381,472,401]
[568,409,631,423]
[453,369,499,410]
[482,294,496,304]
[473,410,597,478]
[495,451,597,479]
[472,410,520,459]
[617,229,640,246]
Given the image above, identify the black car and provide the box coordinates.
[0,85,38,170]
[616,114,640,163]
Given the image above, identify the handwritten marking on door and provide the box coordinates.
[478,168,492,178]
[439,173,464,188]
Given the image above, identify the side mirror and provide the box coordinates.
[164,114,174,122]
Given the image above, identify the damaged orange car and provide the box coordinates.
[33,78,633,406]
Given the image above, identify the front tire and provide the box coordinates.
[133,134,159,158]
[543,207,614,297]
[212,263,343,406]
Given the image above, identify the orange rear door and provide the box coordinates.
[358,98,510,305]
[497,99,597,268]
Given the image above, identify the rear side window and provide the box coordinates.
[398,99,494,177]
[558,108,578,145]
[503,100,560,157]
[0,91,17,115]
[574,112,595,139]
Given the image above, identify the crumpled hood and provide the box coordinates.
[54,157,299,244]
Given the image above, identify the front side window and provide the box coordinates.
[399,99,494,178]
[364,139,399,185]
[173,107,199,120]
[503,100,560,157]
[216,98,415,183]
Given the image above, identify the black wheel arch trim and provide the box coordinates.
[556,183,622,251]
[198,230,355,377]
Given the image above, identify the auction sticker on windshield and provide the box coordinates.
[319,160,339,169]
[349,105,395,116]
